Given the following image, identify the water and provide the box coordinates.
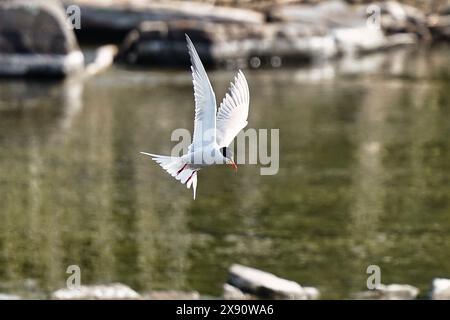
[0,45,449,299]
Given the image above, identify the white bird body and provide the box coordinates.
[141,35,250,199]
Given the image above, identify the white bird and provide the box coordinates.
[141,34,250,199]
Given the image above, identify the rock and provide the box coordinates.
[332,27,387,54]
[353,1,431,41]
[84,44,118,77]
[51,283,141,300]
[431,278,450,300]
[268,0,364,28]
[267,1,416,58]
[0,293,22,300]
[355,284,419,300]
[115,0,420,68]
[142,290,200,300]
[118,19,338,67]
[303,286,321,300]
[377,1,431,40]
[223,283,255,300]
[376,284,419,300]
[62,0,264,42]
[226,264,319,300]
[439,2,450,15]
[333,27,417,55]
[428,15,450,40]
[0,0,84,78]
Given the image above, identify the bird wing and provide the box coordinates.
[216,70,250,148]
[186,34,217,153]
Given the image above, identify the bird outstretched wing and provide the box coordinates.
[216,70,250,148]
[186,34,217,153]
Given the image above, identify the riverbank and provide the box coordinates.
[1,0,450,77]
[2,265,450,300]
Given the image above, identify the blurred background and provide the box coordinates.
[0,0,449,299]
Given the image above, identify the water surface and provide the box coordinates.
[0,45,449,299]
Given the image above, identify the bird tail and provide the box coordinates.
[140,152,199,199]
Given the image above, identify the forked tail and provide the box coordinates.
[140,152,199,199]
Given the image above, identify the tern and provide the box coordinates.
[141,35,250,199]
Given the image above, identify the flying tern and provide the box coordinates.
[141,34,250,199]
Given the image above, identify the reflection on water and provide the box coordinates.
[0,45,449,299]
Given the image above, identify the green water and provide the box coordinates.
[0,46,449,299]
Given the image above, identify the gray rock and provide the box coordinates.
[439,2,450,15]
[0,52,84,78]
[223,283,255,300]
[303,286,321,300]
[0,0,84,77]
[428,15,450,40]
[84,44,118,77]
[431,278,450,300]
[142,290,200,300]
[51,283,141,300]
[376,284,419,300]
[227,264,319,300]
[332,27,388,54]
[265,1,417,59]
[118,19,338,67]
[268,0,364,28]
[355,284,419,300]
[0,293,22,300]
[376,1,431,40]
[62,0,264,40]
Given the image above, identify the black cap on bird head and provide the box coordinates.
[220,147,237,171]
[220,147,232,159]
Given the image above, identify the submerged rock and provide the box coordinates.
[226,264,319,300]
[0,0,84,78]
[355,284,419,300]
[431,278,450,300]
[51,283,141,300]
